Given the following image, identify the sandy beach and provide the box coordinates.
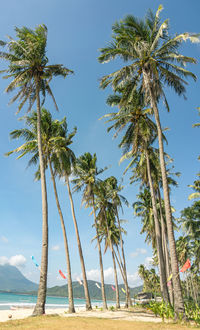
[0,306,162,324]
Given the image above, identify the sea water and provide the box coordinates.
[0,292,106,310]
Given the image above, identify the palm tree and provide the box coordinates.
[98,7,199,315]
[102,176,132,307]
[6,109,76,313]
[72,153,107,309]
[0,25,73,315]
[96,194,121,309]
[103,90,169,302]
[188,174,200,201]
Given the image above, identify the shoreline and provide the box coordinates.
[0,306,163,324]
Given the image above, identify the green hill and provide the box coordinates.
[47,280,142,301]
[0,265,142,300]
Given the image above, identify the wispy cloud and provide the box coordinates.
[51,245,60,251]
[1,236,8,243]
[130,248,147,258]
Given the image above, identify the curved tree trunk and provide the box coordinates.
[145,150,169,303]
[48,161,75,313]
[115,210,132,307]
[111,248,120,309]
[158,188,174,306]
[33,82,48,316]
[143,69,185,317]
[66,177,92,310]
[92,194,107,310]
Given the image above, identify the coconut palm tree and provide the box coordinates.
[6,109,76,313]
[0,25,73,315]
[102,176,132,307]
[72,153,108,309]
[98,6,199,315]
[95,195,121,309]
[103,89,169,302]
[41,121,92,312]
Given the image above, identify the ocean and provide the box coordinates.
[0,292,105,310]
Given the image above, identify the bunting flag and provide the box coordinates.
[59,270,66,279]
[76,277,83,285]
[180,259,191,273]
[167,274,172,282]
[167,280,172,287]
[111,285,116,291]
[95,283,101,289]
[121,288,126,294]
[31,256,39,268]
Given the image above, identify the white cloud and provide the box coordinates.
[127,272,142,287]
[144,256,154,268]
[9,255,26,267]
[0,256,9,265]
[0,255,26,268]
[86,268,101,281]
[130,248,147,258]
[1,236,8,243]
[51,245,60,251]
[85,267,141,288]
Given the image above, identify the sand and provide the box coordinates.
[0,306,162,323]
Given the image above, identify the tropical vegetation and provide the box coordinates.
[0,4,199,325]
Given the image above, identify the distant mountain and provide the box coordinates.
[0,265,38,292]
[0,265,142,300]
[47,280,143,301]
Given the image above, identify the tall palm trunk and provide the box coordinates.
[115,210,132,307]
[33,81,48,316]
[145,150,169,303]
[92,194,107,309]
[66,177,92,310]
[143,69,185,316]
[103,209,120,309]
[113,243,131,308]
[48,161,75,313]
[111,248,120,309]
[158,188,174,306]
[113,246,131,305]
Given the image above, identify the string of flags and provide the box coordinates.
[167,259,191,286]
[31,256,39,268]
[111,285,116,291]
[95,283,101,289]
[76,277,83,285]
[180,259,191,273]
[59,270,66,279]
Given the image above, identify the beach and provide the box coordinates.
[0,306,162,323]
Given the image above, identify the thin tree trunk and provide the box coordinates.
[33,81,48,316]
[143,69,185,317]
[115,210,132,307]
[92,194,107,310]
[158,188,174,306]
[66,177,92,310]
[111,248,120,309]
[113,246,126,283]
[145,149,169,303]
[48,161,75,313]
[103,208,120,309]
[113,246,131,306]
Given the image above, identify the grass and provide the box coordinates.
[0,315,199,330]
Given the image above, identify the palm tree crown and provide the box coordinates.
[0,25,73,112]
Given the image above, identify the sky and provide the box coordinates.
[0,0,199,289]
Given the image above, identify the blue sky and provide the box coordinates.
[0,0,199,288]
